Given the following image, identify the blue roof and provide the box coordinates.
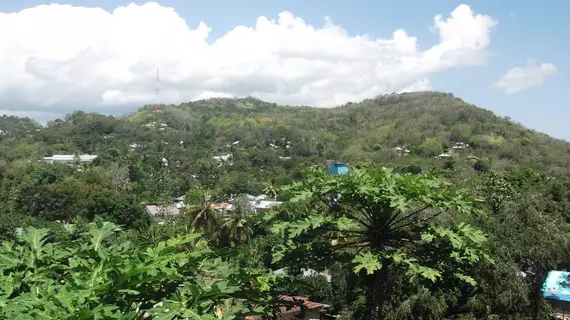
[542,271,570,302]
[328,161,349,175]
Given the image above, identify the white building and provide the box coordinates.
[245,194,282,213]
[145,205,181,223]
[44,154,98,164]
[213,154,232,162]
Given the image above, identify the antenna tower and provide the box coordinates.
[154,67,161,112]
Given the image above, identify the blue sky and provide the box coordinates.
[0,1,568,139]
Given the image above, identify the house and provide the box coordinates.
[173,196,186,208]
[44,154,98,164]
[211,202,234,213]
[213,195,282,214]
[542,270,570,317]
[145,205,181,223]
[393,146,410,156]
[328,161,349,175]
[451,142,470,151]
[245,295,325,320]
[279,156,292,161]
[213,154,232,162]
[244,194,282,213]
[250,200,282,213]
[273,268,332,283]
[437,153,452,158]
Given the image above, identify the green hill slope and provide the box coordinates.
[125,91,570,176]
[1,91,569,202]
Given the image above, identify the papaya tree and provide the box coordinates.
[0,222,275,319]
[269,167,492,320]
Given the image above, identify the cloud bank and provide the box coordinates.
[0,2,497,113]
[494,60,558,94]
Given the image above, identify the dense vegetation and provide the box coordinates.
[1,91,570,319]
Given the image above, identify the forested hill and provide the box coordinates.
[127,91,570,175]
[1,91,569,180]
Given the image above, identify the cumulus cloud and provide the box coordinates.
[494,60,558,94]
[0,2,497,111]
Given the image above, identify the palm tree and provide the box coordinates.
[185,188,220,239]
[220,196,253,246]
[263,178,278,199]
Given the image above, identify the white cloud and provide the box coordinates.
[494,60,558,94]
[0,2,497,110]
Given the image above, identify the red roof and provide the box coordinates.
[211,203,232,210]
[244,295,324,319]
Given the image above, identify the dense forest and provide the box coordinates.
[1,91,570,319]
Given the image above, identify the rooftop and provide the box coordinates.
[145,205,180,217]
[543,270,570,302]
[244,295,324,320]
[44,154,98,162]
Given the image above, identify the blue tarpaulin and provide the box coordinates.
[543,271,570,302]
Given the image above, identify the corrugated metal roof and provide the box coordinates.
[44,154,98,161]
[145,205,180,217]
[244,295,324,320]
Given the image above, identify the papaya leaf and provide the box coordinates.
[353,252,382,275]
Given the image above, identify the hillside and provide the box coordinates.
[2,92,570,190]
[128,91,570,176]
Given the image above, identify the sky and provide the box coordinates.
[0,1,568,140]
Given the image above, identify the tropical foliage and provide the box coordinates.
[0,222,274,319]
[1,92,570,319]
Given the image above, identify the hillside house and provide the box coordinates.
[393,146,410,156]
[213,154,232,162]
[145,205,180,223]
[245,296,326,320]
[451,142,470,151]
[437,153,452,159]
[274,268,331,283]
[245,194,282,213]
[250,199,282,213]
[328,161,349,175]
[211,202,234,213]
[44,154,98,164]
[173,196,186,208]
[212,195,282,214]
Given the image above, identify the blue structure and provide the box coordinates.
[542,271,570,302]
[328,161,349,175]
